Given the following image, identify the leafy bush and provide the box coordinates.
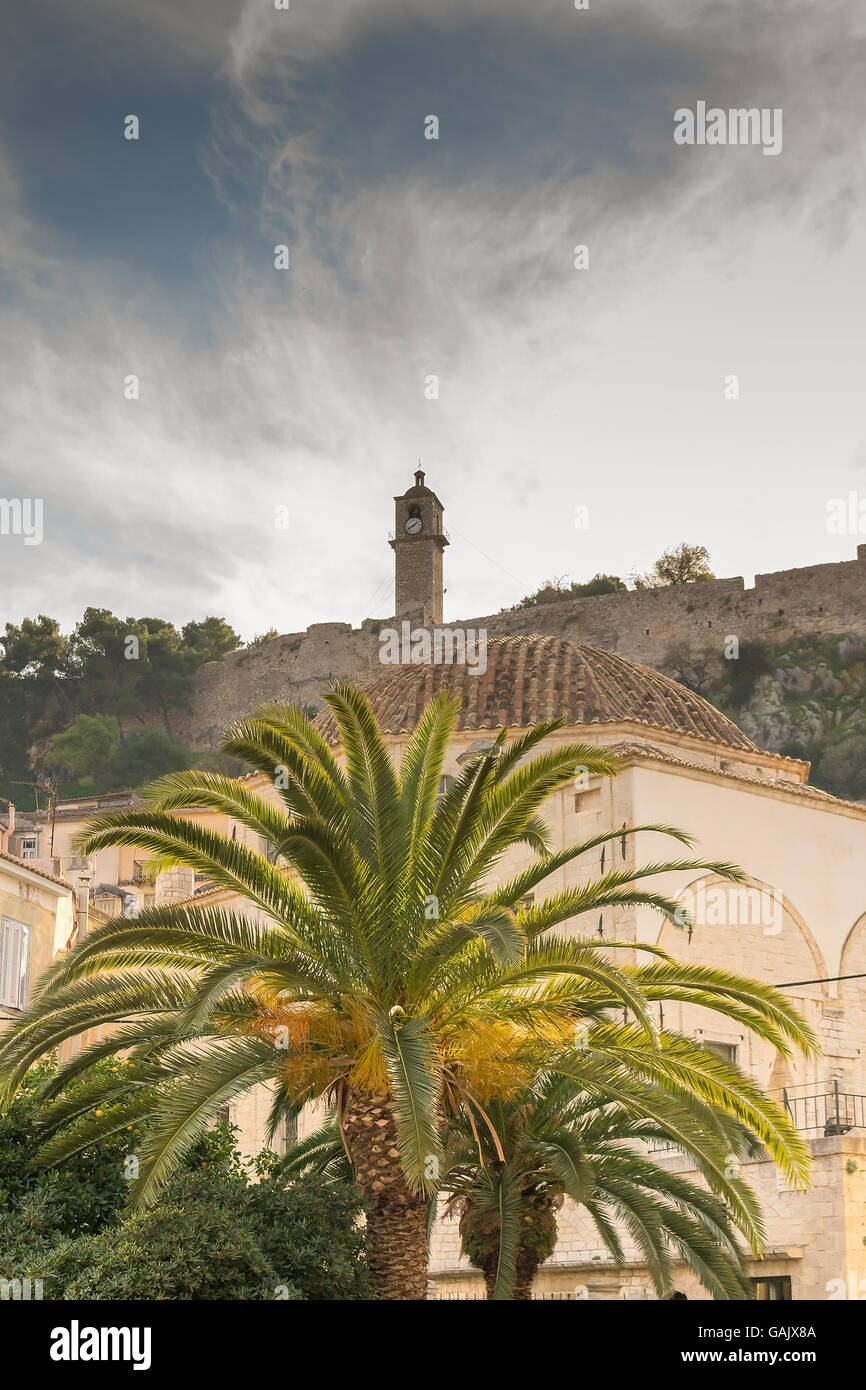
[0,1187,80,1287]
[0,1060,372,1300]
[0,1057,237,1271]
[717,640,771,709]
[47,713,122,788]
[505,573,626,611]
[48,717,198,793]
[0,1058,135,1237]
[37,1168,372,1301]
[105,728,194,789]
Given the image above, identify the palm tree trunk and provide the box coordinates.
[476,1243,540,1299]
[512,1247,541,1300]
[461,1196,556,1299]
[343,1092,430,1300]
[511,1200,558,1300]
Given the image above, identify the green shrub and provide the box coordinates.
[0,1187,77,1290]
[40,1168,372,1301]
[718,640,771,708]
[0,1058,134,1236]
[505,573,626,612]
[0,1063,372,1300]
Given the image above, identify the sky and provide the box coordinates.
[1,0,864,640]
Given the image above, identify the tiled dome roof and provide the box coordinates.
[316,634,756,751]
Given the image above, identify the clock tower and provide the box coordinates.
[390,469,449,626]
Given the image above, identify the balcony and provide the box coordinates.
[646,1082,866,1157]
[777,1081,866,1135]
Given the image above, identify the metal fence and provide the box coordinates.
[429,1291,577,1300]
[649,1083,866,1152]
[777,1081,866,1135]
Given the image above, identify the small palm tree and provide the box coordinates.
[0,688,814,1299]
[441,1068,767,1300]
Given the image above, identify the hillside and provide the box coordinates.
[661,633,866,802]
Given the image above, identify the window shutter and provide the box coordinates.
[18,924,30,1008]
[0,920,18,1006]
[0,919,30,1010]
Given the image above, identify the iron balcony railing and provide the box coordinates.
[778,1081,866,1135]
[648,1081,866,1155]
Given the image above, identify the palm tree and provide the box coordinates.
[0,687,815,1299]
[441,1068,767,1300]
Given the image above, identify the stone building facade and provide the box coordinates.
[0,852,74,1023]
[222,634,866,1299]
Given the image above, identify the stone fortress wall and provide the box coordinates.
[476,545,866,666]
[172,545,866,748]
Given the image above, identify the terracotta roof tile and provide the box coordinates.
[315,635,757,752]
[0,850,71,889]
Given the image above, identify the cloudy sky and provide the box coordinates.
[1,0,864,640]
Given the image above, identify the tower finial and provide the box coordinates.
[414,464,425,487]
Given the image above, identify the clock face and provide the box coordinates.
[404,515,423,534]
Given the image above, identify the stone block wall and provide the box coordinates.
[475,552,866,668]
[154,866,196,905]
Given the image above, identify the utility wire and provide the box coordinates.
[775,972,866,989]
[445,521,531,595]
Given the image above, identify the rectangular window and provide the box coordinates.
[704,1040,738,1065]
[751,1276,792,1301]
[0,918,31,1010]
[18,838,38,860]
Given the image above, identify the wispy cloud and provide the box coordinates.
[1,0,864,637]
